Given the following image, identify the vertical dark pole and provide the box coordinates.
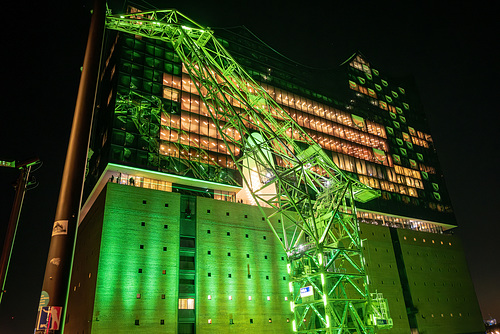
[0,166,30,304]
[35,0,105,332]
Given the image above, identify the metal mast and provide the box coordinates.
[104,9,392,333]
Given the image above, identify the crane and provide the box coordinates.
[106,8,392,333]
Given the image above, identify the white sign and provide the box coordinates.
[300,286,314,297]
[52,220,68,236]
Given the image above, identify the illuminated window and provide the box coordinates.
[161,294,165,299]
[208,295,211,300]
[285,297,288,301]
[269,318,272,323]
[178,298,195,309]
[248,296,252,300]
[208,319,212,324]
[228,295,232,300]
[162,270,166,275]
[267,296,271,301]
[136,293,141,299]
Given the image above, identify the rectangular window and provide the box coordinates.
[178,298,195,309]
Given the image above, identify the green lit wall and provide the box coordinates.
[359,223,411,333]
[396,229,485,333]
[196,197,291,333]
[92,183,181,333]
[68,182,484,333]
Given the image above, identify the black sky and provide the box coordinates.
[1,0,498,332]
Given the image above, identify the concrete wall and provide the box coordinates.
[196,197,291,333]
[92,183,181,333]
[68,184,484,334]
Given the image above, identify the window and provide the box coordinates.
[244,215,248,218]
[229,319,234,324]
[162,270,166,275]
[208,272,211,277]
[160,319,165,325]
[165,203,168,207]
[138,269,142,273]
[163,246,167,251]
[140,244,144,249]
[250,319,253,324]
[264,256,268,259]
[269,318,272,323]
[226,212,230,216]
[207,209,211,213]
[246,254,250,258]
[178,298,195,309]
[227,252,231,256]
[208,295,212,300]
[162,294,165,299]
[136,293,141,299]
[208,319,212,324]
[207,229,211,234]
[142,200,147,204]
[207,250,211,255]
[245,234,249,238]
[263,236,266,240]
[267,296,271,301]
[135,320,140,325]
[266,276,269,280]
[141,222,145,226]
[228,274,232,278]
[164,224,168,229]
[227,232,230,236]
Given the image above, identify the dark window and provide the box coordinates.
[281,257,284,261]
[208,251,211,255]
[245,234,249,238]
[208,272,211,277]
[228,274,232,278]
[207,209,211,213]
[207,230,211,234]
[165,203,168,207]
[160,319,165,325]
[135,320,140,325]
[244,215,248,218]
[180,237,195,248]
[246,254,250,258]
[227,252,231,256]
[262,217,265,221]
[250,319,253,324]
[161,294,165,299]
[248,274,251,278]
[138,269,142,273]
[264,256,268,259]
[141,222,145,226]
[140,244,144,249]
[164,224,168,229]
[163,246,167,251]
[229,319,234,325]
[226,212,230,216]
[283,276,286,280]
[142,200,147,204]
[180,256,195,270]
[266,275,269,280]
[263,236,266,240]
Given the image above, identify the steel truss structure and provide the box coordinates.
[106,8,392,333]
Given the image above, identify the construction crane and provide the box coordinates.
[106,8,392,333]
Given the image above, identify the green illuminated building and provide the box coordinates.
[64,6,484,334]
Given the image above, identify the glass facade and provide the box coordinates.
[86,13,455,235]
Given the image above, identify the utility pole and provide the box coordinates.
[35,0,105,332]
[0,158,40,304]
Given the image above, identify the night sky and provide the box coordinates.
[1,0,498,332]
